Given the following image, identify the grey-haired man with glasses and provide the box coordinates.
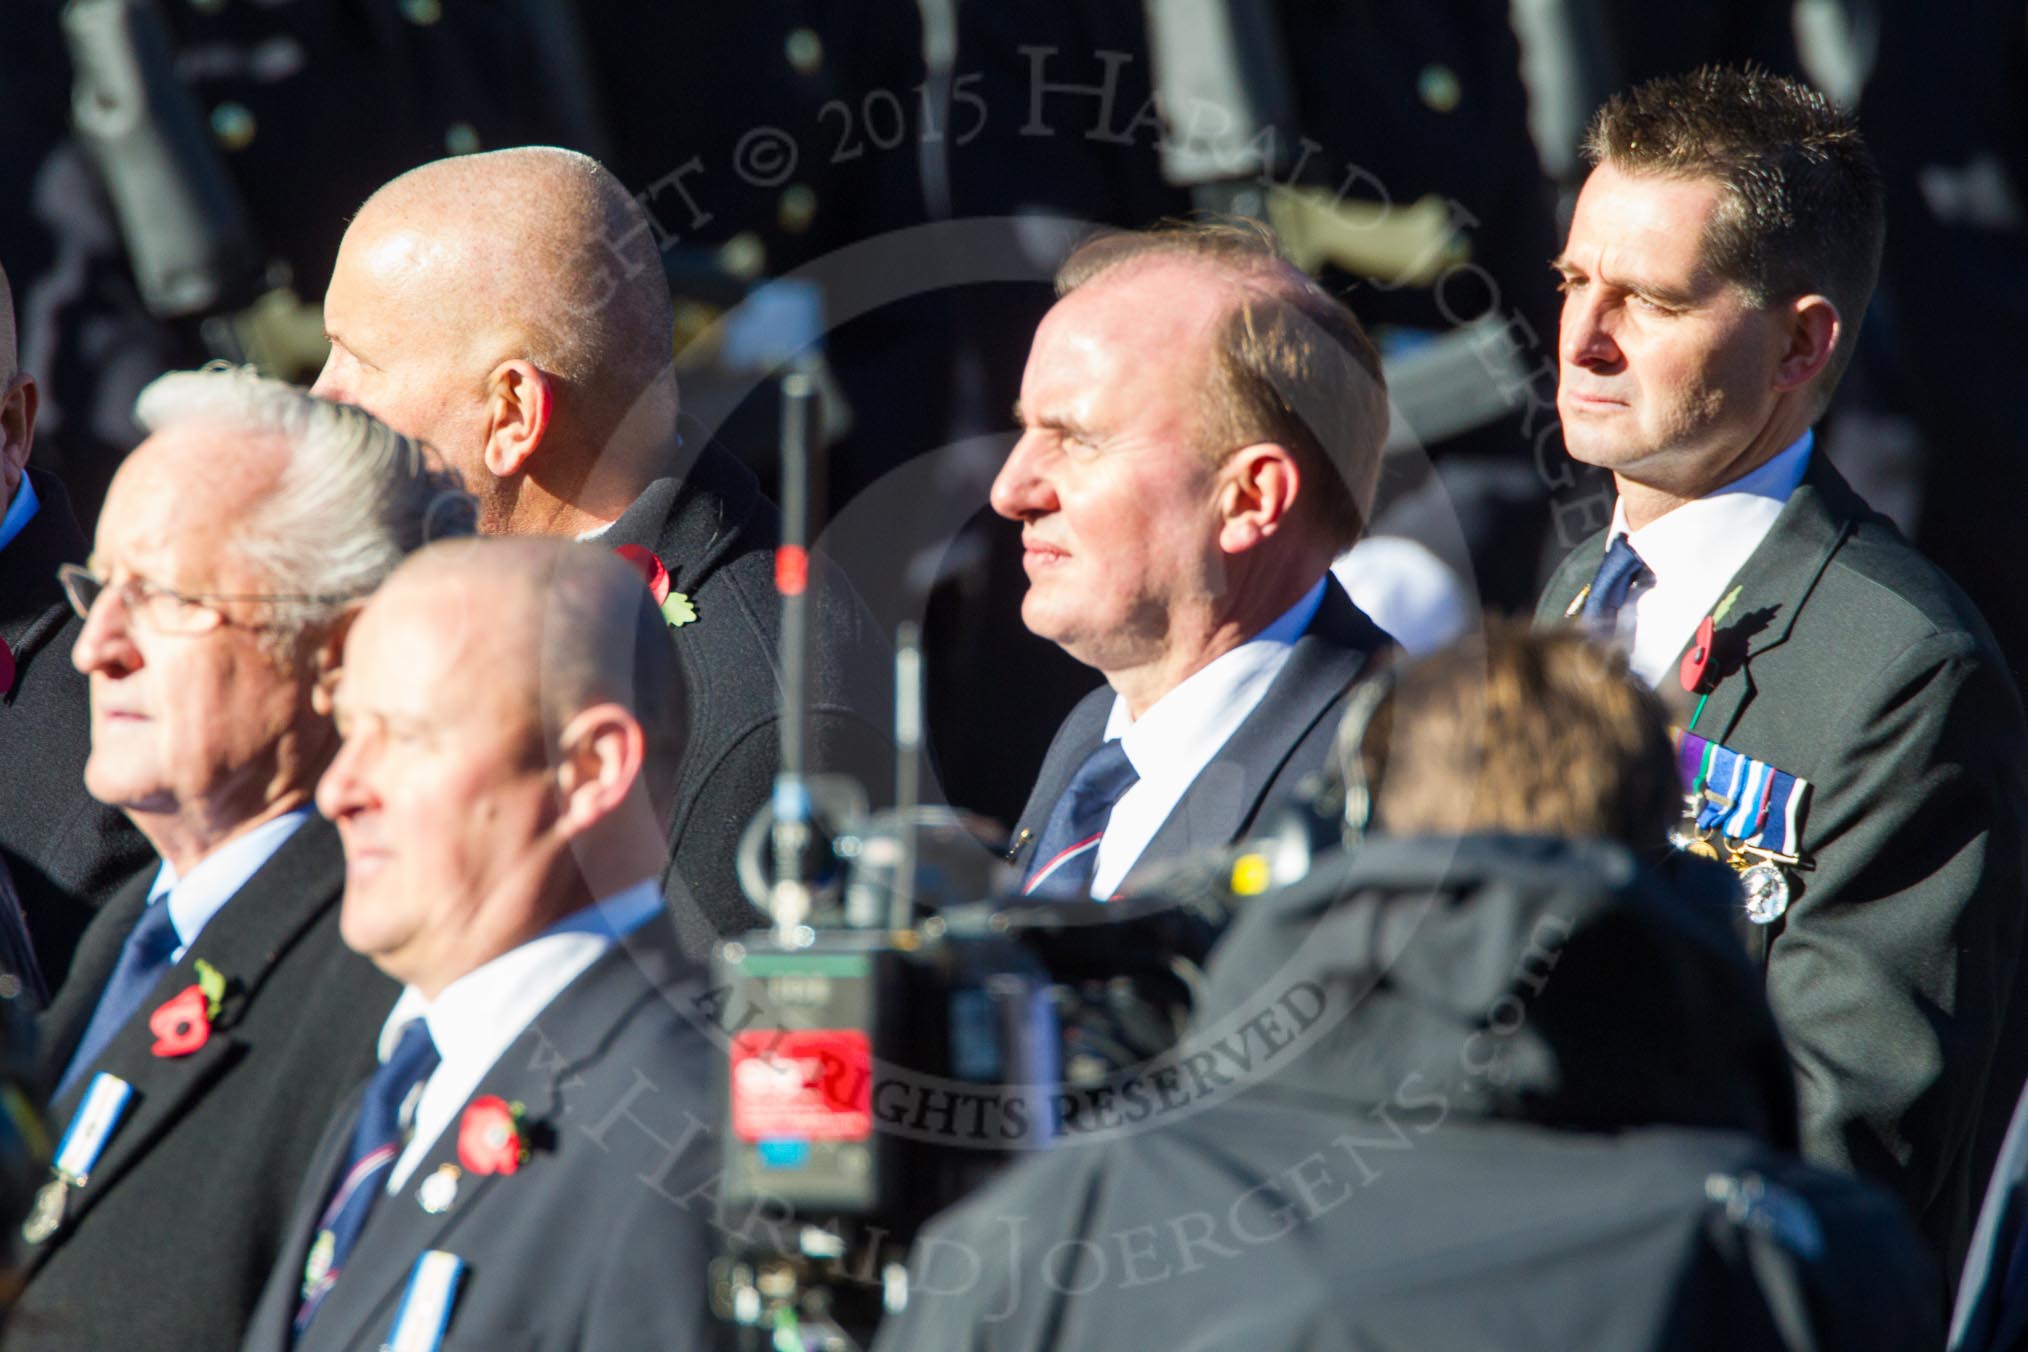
[10,365,476,1352]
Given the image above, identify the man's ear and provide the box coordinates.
[552,703,646,836]
[482,360,554,479]
[1216,442,1302,555]
[1,373,38,499]
[1773,295,1841,394]
[310,603,364,716]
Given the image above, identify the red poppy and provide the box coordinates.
[0,637,14,697]
[149,986,212,1058]
[458,1095,528,1175]
[613,545,671,606]
[1680,616,1717,694]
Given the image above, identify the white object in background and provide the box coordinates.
[1333,534,1472,656]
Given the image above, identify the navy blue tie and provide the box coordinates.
[1023,740,1139,899]
[55,898,180,1101]
[1580,534,1653,632]
[295,1019,441,1334]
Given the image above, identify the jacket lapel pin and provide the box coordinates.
[417,1163,461,1215]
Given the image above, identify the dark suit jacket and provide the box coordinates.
[14,817,398,1351]
[0,468,153,992]
[1008,580,1391,892]
[1536,453,2028,1274]
[242,913,730,1352]
[605,443,894,951]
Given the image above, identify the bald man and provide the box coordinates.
[314,148,892,946]
[0,265,150,993]
[242,539,726,1351]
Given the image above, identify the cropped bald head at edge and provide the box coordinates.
[315,148,677,535]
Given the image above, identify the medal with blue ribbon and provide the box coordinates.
[1675,730,1810,924]
[1662,584,1811,924]
[23,1072,135,1244]
[385,1249,467,1352]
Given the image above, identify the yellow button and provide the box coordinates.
[1229,853,1272,896]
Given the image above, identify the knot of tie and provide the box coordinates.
[1581,534,1653,632]
[358,1019,442,1150]
[1023,739,1139,900]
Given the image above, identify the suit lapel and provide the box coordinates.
[311,924,689,1351]
[28,820,346,1263]
[274,1082,366,1304]
[36,868,156,1083]
[1535,527,1609,627]
[605,446,764,594]
[1128,583,1384,881]
[1538,460,1856,748]
[312,1143,509,1351]
[1675,459,1853,747]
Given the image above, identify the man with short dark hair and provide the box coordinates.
[14,367,474,1351]
[999,223,1392,900]
[242,539,726,1352]
[877,626,1942,1351]
[0,262,150,993]
[1536,66,2028,1272]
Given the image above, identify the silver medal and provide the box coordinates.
[22,1178,67,1245]
[418,1164,461,1215]
[1740,862,1792,925]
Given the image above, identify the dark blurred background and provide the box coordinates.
[2,0,2020,830]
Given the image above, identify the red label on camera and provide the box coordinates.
[730,1030,872,1142]
[774,545,809,596]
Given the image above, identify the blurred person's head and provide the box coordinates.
[1554,67,1883,528]
[69,366,474,872]
[1345,620,1679,850]
[318,538,683,998]
[991,222,1388,716]
[0,265,36,505]
[313,147,678,537]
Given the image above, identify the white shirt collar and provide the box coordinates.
[1604,429,1813,687]
[376,879,664,1192]
[145,808,312,959]
[1087,578,1326,897]
[1102,578,1326,746]
[376,879,664,1062]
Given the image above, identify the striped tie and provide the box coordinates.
[294,1018,440,1334]
[1023,739,1139,900]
